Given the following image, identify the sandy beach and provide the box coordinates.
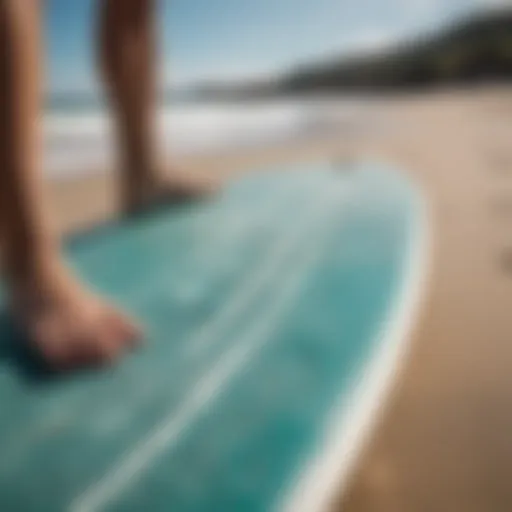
[46,86,512,511]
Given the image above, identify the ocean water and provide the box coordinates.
[44,97,376,179]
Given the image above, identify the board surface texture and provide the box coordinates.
[0,161,426,512]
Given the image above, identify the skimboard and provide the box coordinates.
[0,160,428,512]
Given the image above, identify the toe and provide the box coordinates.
[105,308,142,348]
[81,329,119,367]
[32,318,72,370]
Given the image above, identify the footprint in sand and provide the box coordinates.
[500,247,512,275]
[490,195,512,218]
[488,152,512,176]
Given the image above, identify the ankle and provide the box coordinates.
[122,171,161,208]
[4,246,66,291]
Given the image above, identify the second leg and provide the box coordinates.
[98,0,213,213]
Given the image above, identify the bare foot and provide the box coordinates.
[10,261,141,371]
[124,171,217,215]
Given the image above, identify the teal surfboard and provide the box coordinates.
[0,161,427,512]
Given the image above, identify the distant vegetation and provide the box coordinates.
[282,8,512,92]
[195,8,512,99]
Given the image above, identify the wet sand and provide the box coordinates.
[46,86,512,512]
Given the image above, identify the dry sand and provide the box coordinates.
[46,86,512,512]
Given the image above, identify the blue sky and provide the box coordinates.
[47,0,500,94]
